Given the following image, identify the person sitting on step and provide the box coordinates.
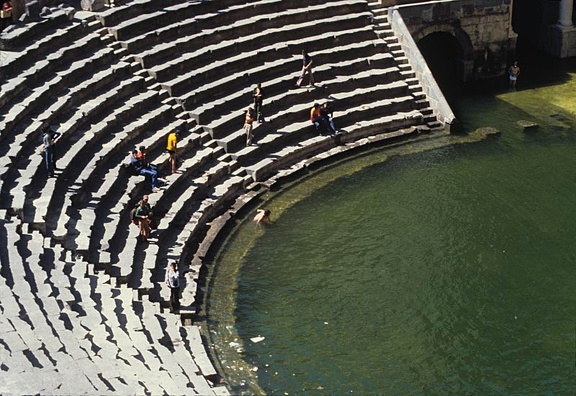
[310,102,329,134]
[129,150,159,192]
[321,102,336,133]
[137,146,156,170]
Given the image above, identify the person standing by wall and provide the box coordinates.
[508,61,520,90]
[165,261,180,313]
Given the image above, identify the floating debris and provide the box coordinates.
[251,336,265,343]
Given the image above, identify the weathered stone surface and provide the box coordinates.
[516,120,538,131]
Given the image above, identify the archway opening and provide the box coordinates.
[417,31,463,103]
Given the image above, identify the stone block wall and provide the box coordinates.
[397,0,514,80]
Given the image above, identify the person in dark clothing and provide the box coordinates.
[134,196,152,241]
[321,102,336,133]
[296,50,315,88]
[252,83,264,122]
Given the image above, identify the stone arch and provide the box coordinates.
[411,22,475,81]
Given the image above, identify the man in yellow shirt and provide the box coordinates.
[166,129,180,174]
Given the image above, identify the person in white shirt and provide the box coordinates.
[165,262,180,312]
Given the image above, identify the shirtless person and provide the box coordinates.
[508,61,520,89]
[253,209,271,224]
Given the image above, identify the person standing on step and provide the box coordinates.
[134,195,152,241]
[244,107,255,146]
[296,49,315,88]
[253,83,264,122]
[41,124,61,177]
[1,2,12,32]
[166,129,180,174]
[165,261,180,312]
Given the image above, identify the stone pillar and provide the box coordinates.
[558,0,574,28]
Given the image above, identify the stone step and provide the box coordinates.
[125,0,365,56]
[179,37,388,116]
[162,21,375,95]
[147,11,372,84]
[185,325,218,379]
[202,54,398,140]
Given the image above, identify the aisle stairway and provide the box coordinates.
[0,0,445,393]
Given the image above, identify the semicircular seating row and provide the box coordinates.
[0,0,440,393]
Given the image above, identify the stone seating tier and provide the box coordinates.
[0,59,141,187]
[144,10,371,84]
[0,227,219,394]
[177,39,392,120]
[161,25,376,99]
[0,7,75,51]
[206,69,409,148]
[0,17,91,84]
[0,40,114,143]
[96,0,251,28]
[113,0,350,53]
[129,0,365,65]
[243,109,424,183]
[190,54,398,126]
[16,86,160,226]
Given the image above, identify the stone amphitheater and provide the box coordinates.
[0,0,448,394]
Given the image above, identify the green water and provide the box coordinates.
[206,64,576,394]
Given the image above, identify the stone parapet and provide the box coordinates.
[388,7,457,131]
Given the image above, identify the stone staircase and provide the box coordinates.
[0,0,446,393]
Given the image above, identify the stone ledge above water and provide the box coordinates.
[516,120,539,131]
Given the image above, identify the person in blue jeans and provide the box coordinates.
[41,125,61,177]
[130,150,159,192]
